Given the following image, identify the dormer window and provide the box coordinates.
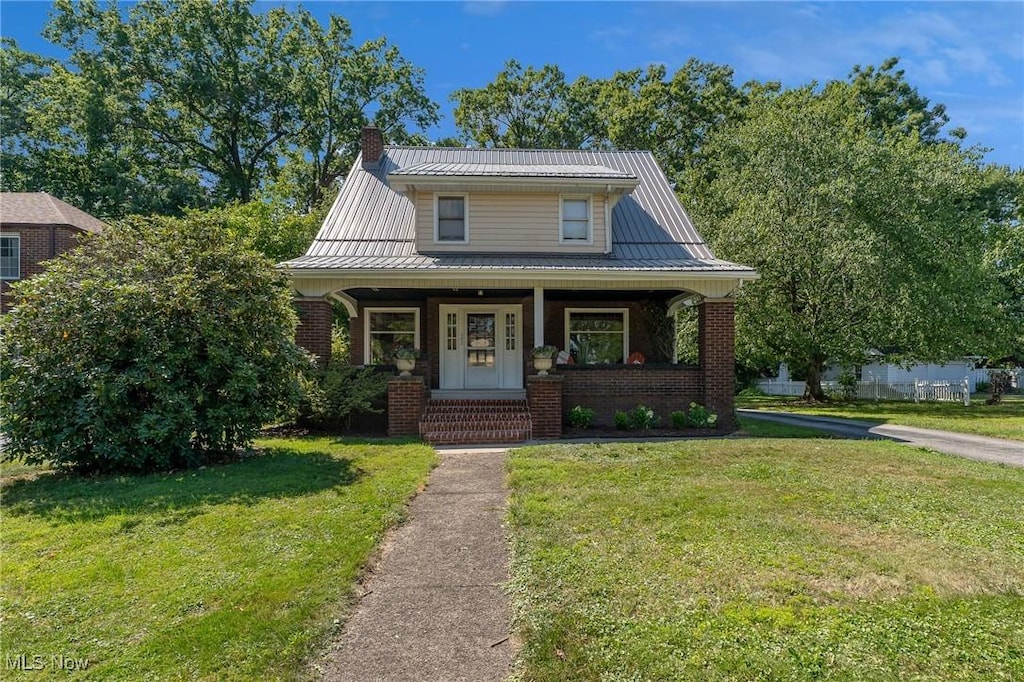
[560,196,591,244]
[435,194,468,243]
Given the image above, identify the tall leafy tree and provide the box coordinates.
[452,60,604,149]
[696,83,1008,400]
[0,37,205,217]
[11,0,437,213]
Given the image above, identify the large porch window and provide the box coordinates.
[566,308,628,364]
[365,308,419,365]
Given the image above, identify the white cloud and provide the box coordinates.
[463,1,508,17]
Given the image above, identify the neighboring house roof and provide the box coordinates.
[284,146,754,277]
[0,192,105,234]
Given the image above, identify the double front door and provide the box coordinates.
[439,305,523,390]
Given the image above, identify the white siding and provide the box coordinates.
[416,192,607,253]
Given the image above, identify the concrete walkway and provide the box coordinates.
[739,409,1024,467]
[317,447,514,682]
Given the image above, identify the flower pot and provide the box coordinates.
[533,357,553,376]
[396,357,416,377]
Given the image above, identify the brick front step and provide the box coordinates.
[419,399,532,445]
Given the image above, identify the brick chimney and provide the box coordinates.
[361,126,384,167]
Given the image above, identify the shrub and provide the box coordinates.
[627,405,658,430]
[567,405,595,429]
[671,410,688,429]
[686,402,718,429]
[613,411,631,430]
[0,215,308,473]
[975,380,991,393]
[837,370,858,401]
[297,363,389,430]
[737,386,766,398]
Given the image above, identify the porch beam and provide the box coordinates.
[534,286,545,348]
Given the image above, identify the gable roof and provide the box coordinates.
[0,192,105,234]
[283,146,753,276]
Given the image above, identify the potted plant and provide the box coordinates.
[394,347,418,376]
[531,345,558,375]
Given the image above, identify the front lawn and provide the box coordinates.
[738,394,1024,441]
[508,439,1024,681]
[1,437,436,680]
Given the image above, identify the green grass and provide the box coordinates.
[507,439,1024,681]
[738,394,1024,441]
[1,437,436,680]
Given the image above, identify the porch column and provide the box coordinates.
[533,286,545,348]
[294,297,333,367]
[698,298,736,429]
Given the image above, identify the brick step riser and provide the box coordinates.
[423,430,532,445]
[420,423,531,435]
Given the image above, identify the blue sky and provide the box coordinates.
[2,1,1022,167]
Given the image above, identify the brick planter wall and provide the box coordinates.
[526,375,564,438]
[388,376,426,437]
[561,365,702,427]
[294,298,332,367]
[699,299,736,429]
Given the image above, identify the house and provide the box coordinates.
[281,127,757,443]
[0,192,105,312]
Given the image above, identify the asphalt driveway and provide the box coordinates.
[738,409,1024,468]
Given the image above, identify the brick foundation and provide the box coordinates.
[527,375,564,438]
[699,299,736,429]
[388,376,427,437]
[294,298,333,367]
[561,365,702,427]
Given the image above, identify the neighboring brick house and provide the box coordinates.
[0,192,105,312]
[280,128,757,443]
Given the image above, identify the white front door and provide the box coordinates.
[440,305,523,390]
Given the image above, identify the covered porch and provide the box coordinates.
[292,274,740,442]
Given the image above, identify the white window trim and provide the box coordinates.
[559,195,593,245]
[433,193,469,244]
[564,307,629,364]
[364,307,421,365]
[0,233,20,281]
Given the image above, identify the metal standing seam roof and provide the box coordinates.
[389,162,636,179]
[0,192,106,234]
[285,146,749,272]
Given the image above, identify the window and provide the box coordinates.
[566,308,628,364]
[560,197,591,243]
[365,308,419,364]
[435,194,467,242]
[0,235,20,280]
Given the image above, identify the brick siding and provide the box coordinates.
[561,365,702,427]
[294,298,333,366]
[527,375,564,438]
[388,376,427,436]
[1,225,84,313]
[699,299,736,428]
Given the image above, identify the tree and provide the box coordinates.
[14,0,436,212]
[452,60,603,149]
[594,60,748,187]
[696,83,1007,400]
[0,37,206,217]
[0,215,309,472]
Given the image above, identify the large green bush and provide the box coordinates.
[0,215,309,472]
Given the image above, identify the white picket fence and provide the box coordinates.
[756,377,973,405]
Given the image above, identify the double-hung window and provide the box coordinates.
[435,195,468,243]
[566,308,628,364]
[365,308,419,365]
[0,234,20,280]
[560,197,591,243]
